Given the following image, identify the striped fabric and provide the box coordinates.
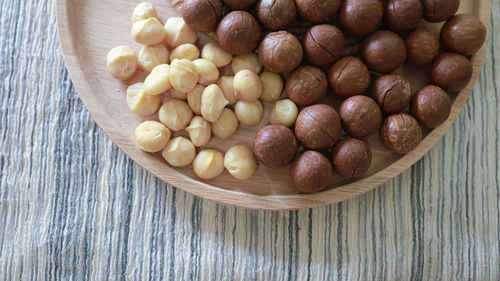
[0,0,499,280]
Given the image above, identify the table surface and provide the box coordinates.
[0,0,499,280]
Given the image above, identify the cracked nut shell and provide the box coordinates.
[295,0,340,23]
[328,56,370,98]
[222,0,257,10]
[295,104,341,149]
[430,53,472,94]
[380,113,422,154]
[286,66,328,106]
[253,125,297,168]
[422,0,459,22]
[372,74,412,113]
[441,14,487,56]
[181,0,223,33]
[331,138,372,179]
[384,0,423,33]
[303,24,344,66]
[410,85,451,128]
[405,28,440,66]
[362,30,407,73]
[217,11,262,55]
[256,0,296,30]
[290,151,333,193]
[339,0,383,37]
[339,95,382,138]
[259,31,303,73]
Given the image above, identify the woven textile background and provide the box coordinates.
[0,0,499,280]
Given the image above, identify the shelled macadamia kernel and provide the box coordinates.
[216,76,237,105]
[166,88,187,100]
[169,59,199,93]
[201,84,229,122]
[162,137,196,167]
[269,99,298,127]
[164,17,197,48]
[169,43,200,61]
[201,42,233,67]
[233,70,263,102]
[186,116,212,147]
[126,83,161,116]
[259,72,283,102]
[143,64,172,95]
[158,99,193,131]
[106,45,137,81]
[135,121,171,152]
[194,59,219,86]
[193,149,225,180]
[131,17,166,46]
[138,44,169,72]
[224,145,257,180]
[187,85,205,115]
[131,2,157,23]
[211,108,239,139]
[234,100,263,126]
[231,53,263,74]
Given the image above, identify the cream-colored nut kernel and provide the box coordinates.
[158,99,193,131]
[162,137,196,167]
[234,100,264,126]
[193,59,219,86]
[131,17,166,46]
[193,149,225,180]
[106,45,137,81]
[201,42,233,68]
[186,116,212,147]
[211,108,239,139]
[187,84,205,115]
[135,121,171,152]
[231,53,263,74]
[233,70,263,102]
[201,84,229,122]
[138,44,169,72]
[169,44,200,61]
[132,2,157,23]
[126,83,161,116]
[269,99,298,127]
[216,76,237,105]
[259,71,284,103]
[224,145,257,180]
[164,17,197,48]
[144,64,172,95]
[166,88,187,100]
[169,59,199,93]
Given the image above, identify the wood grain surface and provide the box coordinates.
[57,1,490,210]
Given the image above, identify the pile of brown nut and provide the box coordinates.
[106,0,486,193]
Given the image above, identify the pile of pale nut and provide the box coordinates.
[106,2,294,181]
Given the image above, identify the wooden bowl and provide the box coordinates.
[56,0,490,210]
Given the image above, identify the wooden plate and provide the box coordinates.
[56,0,490,210]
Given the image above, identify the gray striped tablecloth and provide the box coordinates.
[0,0,499,280]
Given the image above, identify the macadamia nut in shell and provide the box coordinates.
[253,125,297,168]
[258,31,303,73]
[328,56,370,98]
[180,0,223,33]
[216,11,262,55]
[380,113,422,154]
[286,66,327,106]
[331,138,372,179]
[290,151,333,193]
[295,104,341,149]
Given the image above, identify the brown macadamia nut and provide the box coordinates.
[362,30,407,73]
[295,104,341,149]
[180,0,223,33]
[231,53,263,74]
[441,14,487,56]
[217,76,238,105]
[169,44,200,61]
[269,99,299,127]
[131,2,157,23]
[144,64,172,95]
[193,149,225,180]
[194,59,219,86]
[380,113,422,154]
[135,121,171,152]
[331,138,372,179]
[222,0,257,10]
[256,0,296,30]
[328,57,370,98]
[186,116,212,147]
[234,100,264,126]
[106,45,138,81]
[411,85,452,128]
[295,0,340,23]
[259,72,284,102]
[201,42,233,68]
[187,84,205,114]
[138,44,169,72]
[159,99,194,131]
[131,17,166,46]
[303,24,344,66]
[339,0,383,37]
[258,31,303,73]
[233,70,263,102]
[405,28,440,66]
[253,125,297,168]
[384,0,423,33]
[164,17,198,48]
[224,145,257,180]
[430,53,472,94]
[290,151,333,193]
[126,83,161,116]
[339,95,382,138]
[162,137,196,167]
[211,108,239,139]
[216,11,262,55]
[372,74,412,113]
[169,59,199,93]
[422,0,459,23]
[201,84,229,122]
[286,66,327,106]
